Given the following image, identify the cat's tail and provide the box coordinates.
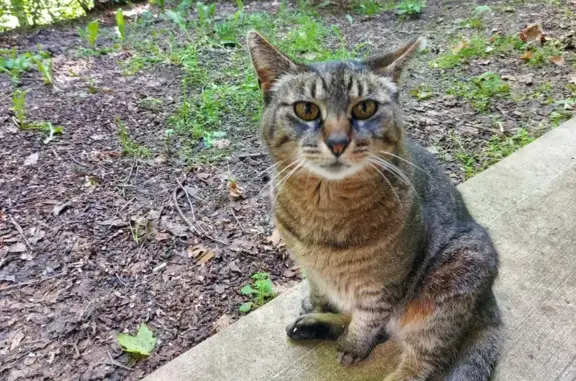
[444,294,503,381]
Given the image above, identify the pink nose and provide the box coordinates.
[325,133,350,157]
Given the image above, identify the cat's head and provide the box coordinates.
[247,31,424,181]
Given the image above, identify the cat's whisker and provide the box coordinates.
[272,161,305,205]
[369,157,422,205]
[256,159,300,199]
[379,150,431,177]
[367,162,401,206]
[255,161,282,178]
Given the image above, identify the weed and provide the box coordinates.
[0,48,50,83]
[12,90,27,127]
[448,72,510,112]
[431,35,488,69]
[23,121,64,144]
[239,272,276,312]
[116,8,126,41]
[116,117,152,158]
[354,0,383,16]
[524,42,564,67]
[196,2,217,34]
[82,20,99,48]
[166,9,187,31]
[410,85,433,101]
[36,59,53,85]
[396,0,426,18]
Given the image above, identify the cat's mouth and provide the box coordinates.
[320,162,349,171]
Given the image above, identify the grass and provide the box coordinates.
[447,72,510,112]
[239,272,276,313]
[453,128,535,179]
[395,0,426,18]
[116,117,152,159]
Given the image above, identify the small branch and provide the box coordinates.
[8,215,33,252]
[0,272,66,292]
[231,209,245,233]
[238,152,267,160]
[67,152,88,167]
[107,351,132,371]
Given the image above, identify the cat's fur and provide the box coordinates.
[247,31,502,381]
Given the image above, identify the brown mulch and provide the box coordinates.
[1,0,575,380]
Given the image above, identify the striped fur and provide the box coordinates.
[247,31,502,380]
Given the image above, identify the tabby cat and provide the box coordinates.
[247,31,502,381]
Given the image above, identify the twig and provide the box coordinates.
[173,181,227,245]
[231,209,245,233]
[238,152,267,160]
[67,152,88,167]
[107,351,132,371]
[0,272,66,292]
[8,215,33,252]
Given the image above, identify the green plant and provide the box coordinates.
[117,323,157,356]
[23,121,64,144]
[116,8,126,41]
[395,0,425,17]
[410,85,433,101]
[36,58,53,85]
[196,2,217,33]
[166,9,187,31]
[239,272,276,312]
[12,89,27,127]
[85,20,99,48]
[447,72,510,112]
[1,48,50,83]
[354,0,382,15]
[116,117,153,158]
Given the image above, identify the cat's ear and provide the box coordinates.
[246,30,301,92]
[364,36,426,83]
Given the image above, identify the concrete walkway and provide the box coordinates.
[143,118,576,381]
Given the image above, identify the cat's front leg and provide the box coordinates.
[337,309,390,366]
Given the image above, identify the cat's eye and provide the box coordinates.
[294,102,320,121]
[352,100,377,120]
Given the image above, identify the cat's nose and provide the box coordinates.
[325,133,350,157]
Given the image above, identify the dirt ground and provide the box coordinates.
[1,0,575,380]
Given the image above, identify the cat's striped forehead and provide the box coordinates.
[270,61,398,107]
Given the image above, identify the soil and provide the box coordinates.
[1,0,575,380]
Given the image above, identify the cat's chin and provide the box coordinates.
[305,162,364,181]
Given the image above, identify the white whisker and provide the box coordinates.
[367,162,401,206]
[379,150,430,177]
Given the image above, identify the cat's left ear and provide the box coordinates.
[364,36,426,83]
[246,30,302,93]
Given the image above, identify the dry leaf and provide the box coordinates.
[213,314,232,333]
[520,50,533,61]
[569,75,576,84]
[10,330,25,350]
[154,231,170,241]
[501,75,516,81]
[99,218,128,227]
[517,74,534,85]
[478,59,491,65]
[519,24,546,45]
[267,228,284,247]
[8,243,26,253]
[196,173,210,181]
[197,251,215,265]
[187,244,208,258]
[24,153,39,166]
[550,55,565,66]
[451,38,469,55]
[213,139,231,149]
[227,181,243,201]
[53,202,72,216]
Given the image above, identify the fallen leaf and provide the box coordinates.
[29,229,45,245]
[10,330,25,350]
[154,231,170,241]
[283,269,296,278]
[24,153,39,166]
[517,74,534,85]
[187,244,208,258]
[267,228,284,247]
[519,24,546,45]
[228,260,241,273]
[8,243,26,253]
[53,202,71,216]
[239,302,253,313]
[227,180,243,201]
[197,250,215,265]
[161,217,188,237]
[99,218,128,227]
[196,172,210,181]
[215,284,227,294]
[117,323,157,356]
[451,38,469,55]
[569,75,576,84]
[550,55,565,66]
[501,75,516,81]
[520,50,533,61]
[213,314,232,332]
[213,139,231,149]
[478,59,491,65]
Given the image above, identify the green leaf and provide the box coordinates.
[240,285,255,295]
[345,14,353,25]
[117,323,157,356]
[239,302,253,312]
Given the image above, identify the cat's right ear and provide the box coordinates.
[246,31,300,93]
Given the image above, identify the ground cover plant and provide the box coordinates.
[1,0,575,380]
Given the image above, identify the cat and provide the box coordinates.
[246,31,502,381]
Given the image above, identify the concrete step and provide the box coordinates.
[143,118,576,381]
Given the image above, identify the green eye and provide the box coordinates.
[294,102,320,121]
[352,100,377,120]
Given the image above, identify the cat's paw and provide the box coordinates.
[336,335,371,366]
[286,315,333,340]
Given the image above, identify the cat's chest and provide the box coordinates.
[308,269,358,313]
